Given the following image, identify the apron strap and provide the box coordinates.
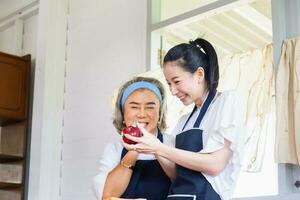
[181,106,197,131]
[181,91,216,131]
[193,91,216,128]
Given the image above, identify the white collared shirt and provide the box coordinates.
[171,90,245,200]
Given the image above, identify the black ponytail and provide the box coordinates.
[191,38,219,92]
[163,38,219,93]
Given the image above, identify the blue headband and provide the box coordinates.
[120,81,163,113]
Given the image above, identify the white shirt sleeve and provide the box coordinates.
[92,141,123,200]
[201,91,245,154]
[200,91,246,200]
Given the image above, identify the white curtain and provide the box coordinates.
[275,37,300,165]
[219,44,275,172]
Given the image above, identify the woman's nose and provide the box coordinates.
[170,85,178,95]
[137,108,146,118]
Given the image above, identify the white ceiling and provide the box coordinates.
[159,0,272,58]
[1,0,272,59]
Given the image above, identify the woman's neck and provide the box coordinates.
[195,88,209,108]
[150,128,158,136]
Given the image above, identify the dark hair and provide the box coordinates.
[163,38,219,92]
[113,76,167,133]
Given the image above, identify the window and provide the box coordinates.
[147,0,280,198]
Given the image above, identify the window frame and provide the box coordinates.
[146,0,300,199]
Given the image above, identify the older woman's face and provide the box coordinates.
[123,89,160,134]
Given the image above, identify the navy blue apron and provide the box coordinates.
[121,130,171,200]
[167,92,221,200]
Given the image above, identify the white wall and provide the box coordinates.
[61,1,147,200]
[0,25,15,53]
[0,15,38,57]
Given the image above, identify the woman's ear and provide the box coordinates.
[195,67,205,83]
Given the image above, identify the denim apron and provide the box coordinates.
[167,92,221,200]
[121,130,171,200]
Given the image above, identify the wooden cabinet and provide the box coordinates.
[0,52,31,200]
[0,53,30,125]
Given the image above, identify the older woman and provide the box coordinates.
[93,76,173,200]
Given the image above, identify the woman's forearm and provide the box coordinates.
[155,154,176,181]
[157,140,232,176]
[102,151,138,198]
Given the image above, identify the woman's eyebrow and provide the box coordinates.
[171,76,179,81]
[128,102,140,105]
[128,102,157,105]
[146,102,157,105]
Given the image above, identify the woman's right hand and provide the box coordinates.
[121,138,139,154]
[122,124,164,154]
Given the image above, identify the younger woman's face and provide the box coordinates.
[123,89,160,134]
[163,62,205,106]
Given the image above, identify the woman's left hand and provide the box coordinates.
[123,124,163,154]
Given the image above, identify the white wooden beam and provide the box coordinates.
[188,22,244,53]
[163,33,185,46]
[207,17,258,49]
[233,4,272,36]
[0,3,39,31]
[221,12,272,44]
[0,0,38,20]
[168,27,198,42]
[150,0,256,33]
[164,30,230,57]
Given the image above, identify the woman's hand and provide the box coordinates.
[120,133,139,156]
[122,124,163,154]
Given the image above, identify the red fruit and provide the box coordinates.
[122,126,143,144]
